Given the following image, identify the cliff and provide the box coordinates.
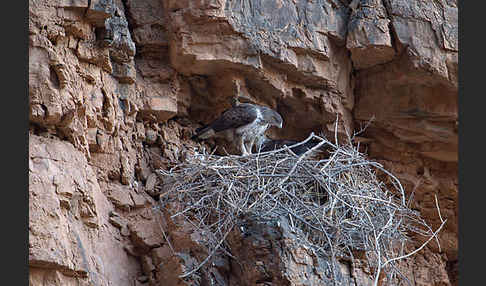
[29,0,458,285]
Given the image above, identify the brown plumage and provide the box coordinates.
[192,103,283,155]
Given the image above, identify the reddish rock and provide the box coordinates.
[346,0,396,69]
[76,41,112,73]
[29,135,140,285]
[151,245,172,266]
[105,183,135,210]
[145,172,158,195]
[130,191,149,208]
[29,268,91,286]
[109,211,127,229]
[139,95,178,123]
[85,0,114,27]
[141,255,155,275]
[29,0,458,284]
[128,215,164,253]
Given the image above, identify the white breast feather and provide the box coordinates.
[235,106,261,134]
[237,109,269,140]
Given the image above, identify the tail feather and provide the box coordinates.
[191,125,214,140]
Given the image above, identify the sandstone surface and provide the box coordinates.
[29,0,458,285]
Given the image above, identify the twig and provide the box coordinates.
[155,132,441,284]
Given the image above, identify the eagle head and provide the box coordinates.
[272,112,283,129]
[261,107,283,128]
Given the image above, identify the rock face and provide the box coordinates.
[29,0,458,285]
[353,0,459,278]
[29,135,141,285]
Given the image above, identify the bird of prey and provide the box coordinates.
[254,134,326,156]
[192,103,283,156]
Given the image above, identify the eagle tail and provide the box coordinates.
[192,125,215,140]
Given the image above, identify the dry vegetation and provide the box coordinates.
[155,126,446,285]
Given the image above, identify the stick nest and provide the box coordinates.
[157,133,442,284]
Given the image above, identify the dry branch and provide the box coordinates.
[156,132,442,284]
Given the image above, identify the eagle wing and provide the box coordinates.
[260,138,326,156]
[193,104,259,139]
[210,104,258,132]
[260,139,298,152]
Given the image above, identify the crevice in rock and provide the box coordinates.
[84,0,92,17]
[381,0,400,55]
[29,122,49,136]
[49,65,61,89]
[94,26,111,48]
[101,88,110,118]
[446,259,458,286]
[119,0,136,35]
[291,87,306,99]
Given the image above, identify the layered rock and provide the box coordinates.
[29,0,458,285]
[351,1,458,280]
[29,135,141,285]
[166,0,355,140]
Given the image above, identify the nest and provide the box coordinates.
[156,132,445,285]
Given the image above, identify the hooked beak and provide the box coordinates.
[278,122,283,128]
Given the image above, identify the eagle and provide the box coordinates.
[254,134,327,156]
[192,103,283,156]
